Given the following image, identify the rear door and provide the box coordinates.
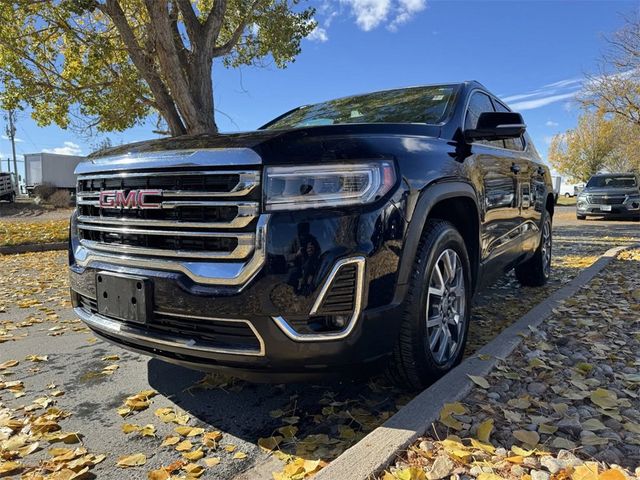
[465,91,521,271]
[493,101,539,254]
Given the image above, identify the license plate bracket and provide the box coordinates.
[96,271,152,324]
[600,205,612,212]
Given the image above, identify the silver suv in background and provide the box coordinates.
[576,173,640,220]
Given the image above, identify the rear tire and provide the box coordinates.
[387,220,471,390]
[515,210,552,287]
[576,214,586,220]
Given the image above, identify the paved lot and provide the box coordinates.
[1,206,639,479]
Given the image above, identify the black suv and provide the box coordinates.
[576,173,640,220]
[69,81,554,389]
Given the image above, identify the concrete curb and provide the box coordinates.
[315,243,635,480]
[0,241,67,255]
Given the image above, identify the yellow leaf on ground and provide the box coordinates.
[204,457,221,467]
[590,389,618,409]
[182,448,204,461]
[0,360,19,369]
[599,470,626,480]
[148,469,170,480]
[513,430,539,447]
[467,375,490,389]
[258,436,283,452]
[476,419,493,443]
[392,467,426,480]
[233,451,247,460]
[161,435,180,446]
[572,462,599,480]
[175,440,193,452]
[116,453,146,468]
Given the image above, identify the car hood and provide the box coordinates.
[89,123,442,161]
[581,187,639,195]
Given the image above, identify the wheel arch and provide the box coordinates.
[395,181,481,303]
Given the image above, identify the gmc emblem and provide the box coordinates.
[99,189,162,209]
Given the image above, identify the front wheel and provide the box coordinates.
[515,212,552,287]
[576,214,586,220]
[387,220,471,390]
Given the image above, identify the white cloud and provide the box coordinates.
[43,141,82,156]
[388,0,427,31]
[1,135,23,143]
[510,92,577,111]
[341,0,392,31]
[545,120,559,127]
[502,76,582,111]
[308,26,329,42]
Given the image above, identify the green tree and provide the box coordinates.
[548,110,617,182]
[549,109,640,181]
[0,0,315,136]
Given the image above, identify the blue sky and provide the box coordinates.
[2,0,638,179]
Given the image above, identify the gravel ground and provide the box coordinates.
[382,248,640,480]
[0,211,638,479]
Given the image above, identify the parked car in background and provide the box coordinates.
[576,173,640,220]
[24,152,84,196]
[0,172,16,202]
[68,81,554,389]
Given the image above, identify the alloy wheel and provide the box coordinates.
[425,249,466,365]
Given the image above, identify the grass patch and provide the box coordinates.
[557,195,577,206]
[0,219,68,247]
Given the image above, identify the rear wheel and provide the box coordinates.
[515,211,552,287]
[387,220,471,390]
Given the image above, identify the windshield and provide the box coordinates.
[264,85,458,130]
[586,175,637,188]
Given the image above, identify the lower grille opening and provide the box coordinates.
[77,294,262,354]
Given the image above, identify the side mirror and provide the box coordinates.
[465,112,526,142]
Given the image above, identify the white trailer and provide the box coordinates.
[24,152,84,194]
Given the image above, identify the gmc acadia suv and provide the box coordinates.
[69,81,554,389]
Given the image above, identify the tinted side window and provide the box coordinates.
[465,92,502,148]
[494,101,524,151]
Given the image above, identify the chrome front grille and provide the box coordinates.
[76,169,260,261]
[586,195,625,205]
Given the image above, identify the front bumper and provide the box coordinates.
[576,202,640,217]
[69,204,406,378]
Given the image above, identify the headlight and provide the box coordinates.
[264,161,396,211]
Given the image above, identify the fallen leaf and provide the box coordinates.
[116,453,146,468]
[467,375,490,389]
[513,430,539,447]
[476,419,493,443]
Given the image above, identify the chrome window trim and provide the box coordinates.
[75,307,265,356]
[74,215,270,288]
[272,256,365,342]
[75,149,262,175]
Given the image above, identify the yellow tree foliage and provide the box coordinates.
[0,1,315,136]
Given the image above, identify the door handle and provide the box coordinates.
[510,163,521,174]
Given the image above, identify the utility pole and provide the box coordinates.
[4,110,18,190]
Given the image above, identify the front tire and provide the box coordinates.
[515,210,552,287]
[576,214,586,220]
[387,220,471,390]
